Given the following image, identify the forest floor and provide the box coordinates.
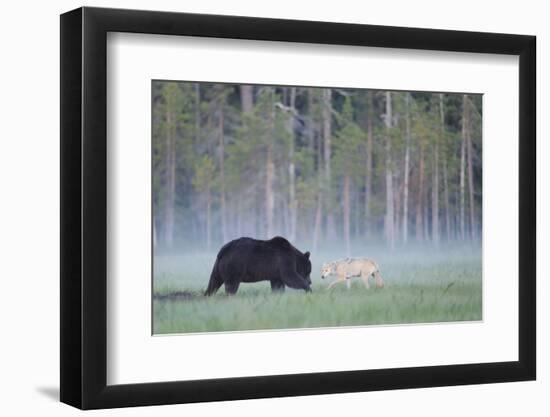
[152,244,482,334]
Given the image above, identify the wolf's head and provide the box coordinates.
[321,262,336,279]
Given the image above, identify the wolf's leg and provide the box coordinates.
[327,280,339,290]
[327,273,347,290]
[327,279,344,290]
[374,271,384,288]
[361,273,370,289]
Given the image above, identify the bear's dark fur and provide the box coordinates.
[204,236,312,295]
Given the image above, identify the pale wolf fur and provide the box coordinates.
[321,258,384,290]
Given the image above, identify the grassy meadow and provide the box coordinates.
[152,244,482,334]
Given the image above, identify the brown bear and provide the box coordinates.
[204,236,312,295]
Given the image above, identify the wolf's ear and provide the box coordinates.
[304,251,310,259]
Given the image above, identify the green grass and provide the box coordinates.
[152,245,482,334]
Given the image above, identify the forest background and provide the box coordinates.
[152,81,482,255]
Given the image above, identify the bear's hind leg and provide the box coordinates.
[205,274,224,296]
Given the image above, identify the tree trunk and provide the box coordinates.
[354,185,360,240]
[384,91,395,248]
[365,90,374,239]
[394,174,401,240]
[206,186,211,251]
[164,98,176,248]
[308,90,315,154]
[424,198,429,240]
[240,84,254,239]
[265,90,275,238]
[195,83,201,146]
[312,193,322,253]
[455,188,460,239]
[343,174,351,256]
[218,106,228,243]
[403,93,411,244]
[240,85,254,113]
[432,96,440,246]
[153,219,157,249]
[237,198,242,238]
[312,92,323,252]
[466,96,476,240]
[288,87,297,242]
[323,89,335,239]
[440,93,451,241]
[416,143,424,242]
[460,94,467,240]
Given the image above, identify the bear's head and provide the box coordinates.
[297,251,312,285]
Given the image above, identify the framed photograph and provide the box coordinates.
[60,6,536,409]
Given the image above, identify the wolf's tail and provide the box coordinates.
[204,258,224,296]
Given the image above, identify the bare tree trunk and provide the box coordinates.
[153,219,157,249]
[460,94,467,240]
[307,89,315,154]
[240,85,254,113]
[206,186,211,251]
[440,93,451,241]
[218,106,227,243]
[416,143,424,242]
[288,87,297,242]
[265,148,275,238]
[323,89,335,239]
[465,96,476,240]
[432,96,440,246]
[394,174,401,241]
[424,199,429,240]
[343,175,351,256]
[195,83,201,146]
[384,91,395,248]
[265,90,275,238]
[312,193,322,253]
[237,198,242,238]
[164,99,176,248]
[311,93,323,252]
[365,90,374,239]
[455,188,460,239]
[354,186,360,240]
[443,164,451,240]
[240,84,254,238]
[403,93,411,244]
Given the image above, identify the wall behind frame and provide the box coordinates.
[0,0,545,416]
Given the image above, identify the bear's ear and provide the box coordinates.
[304,251,310,259]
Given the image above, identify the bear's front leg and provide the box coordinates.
[270,279,285,293]
[224,280,240,295]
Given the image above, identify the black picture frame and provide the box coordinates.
[60,6,536,410]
